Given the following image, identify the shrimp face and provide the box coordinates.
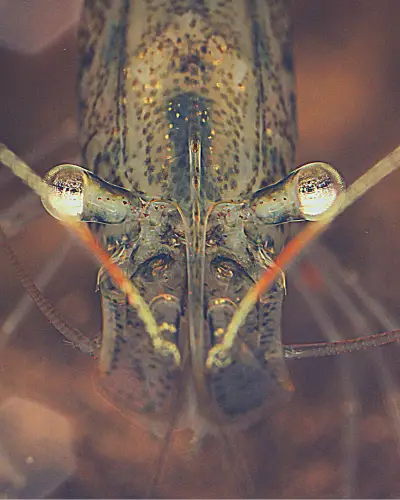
[0,1,399,498]
[77,0,297,431]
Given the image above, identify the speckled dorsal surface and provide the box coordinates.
[77,0,297,431]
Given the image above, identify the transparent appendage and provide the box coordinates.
[42,164,141,224]
[250,162,345,224]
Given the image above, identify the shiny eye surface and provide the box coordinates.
[43,164,85,219]
[295,162,345,220]
[42,164,137,224]
[249,161,345,224]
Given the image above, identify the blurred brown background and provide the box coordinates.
[0,0,399,498]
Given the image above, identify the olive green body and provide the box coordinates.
[78,0,296,433]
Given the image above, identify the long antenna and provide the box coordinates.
[2,142,400,361]
[0,144,180,366]
[223,144,400,362]
[284,329,400,360]
[0,224,100,356]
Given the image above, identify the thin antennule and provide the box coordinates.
[0,225,100,356]
[0,144,50,199]
[213,144,400,364]
[284,329,400,360]
[0,144,181,366]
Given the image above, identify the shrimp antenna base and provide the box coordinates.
[284,329,400,360]
[225,144,400,356]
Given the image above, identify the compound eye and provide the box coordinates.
[295,162,345,221]
[42,164,139,224]
[43,164,85,220]
[250,162,345,224]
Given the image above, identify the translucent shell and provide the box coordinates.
[250,162,345,224]
[42,164,140,224]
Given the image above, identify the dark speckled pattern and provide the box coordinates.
[77,0,297,430]
[79,0,296,201]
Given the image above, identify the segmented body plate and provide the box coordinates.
[78,0,297,431]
